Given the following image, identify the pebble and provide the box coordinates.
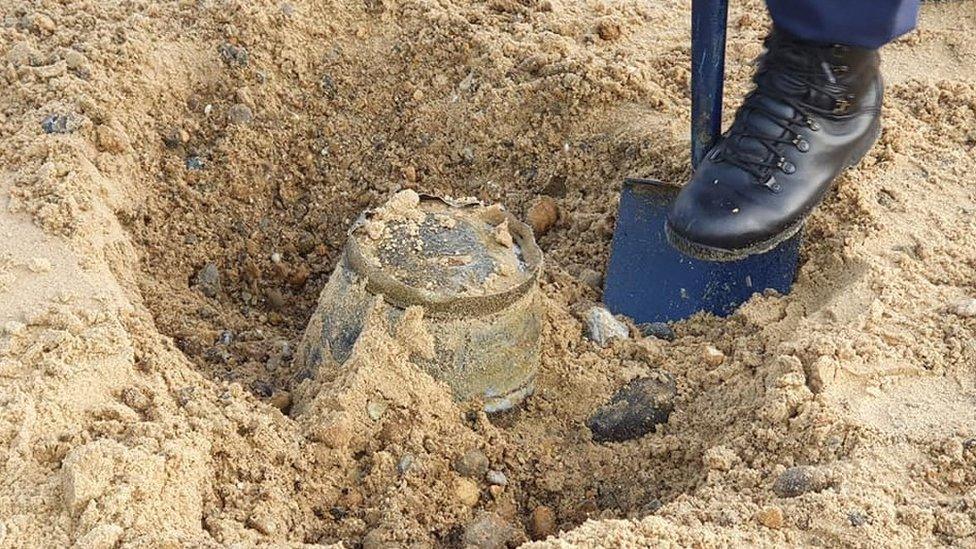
[281,2,296,16]
[586,373,676,443]
[455,449,489,478]
[366,399,387,421]
[773,466,825,498]
[638,322,675,341]
[162,126,188,148]
[579,268,603,291]
[266,288,285,310]
[2,321,26,336]
[848,511,868,527]
[951,298,976,317]
[703,346,725,367]
[251,380,274,398]
[486,470,508,486]
[194,262,221,297]
[596,18,622,41]
[270,390,291,412]
[29,13,56,34]
[529,506,556,540]
[397,454,415,475]
[64,50,86,69]
[757,506,784,529]
[219,43,249,67]
[185,156,204,171]
[455,477,480,507]
[583,306,629,346]
[526,196,559,236]
[463,512,514,549]
[41,114,76,134]
[227,103,254,125]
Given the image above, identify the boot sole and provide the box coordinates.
[665,117,882,262]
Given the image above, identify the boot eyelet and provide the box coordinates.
[792,136,810,152]
[776,158,796,174]
[805,117,821,131]
[761,175,781,193]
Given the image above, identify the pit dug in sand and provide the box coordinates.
[294,190,544,412]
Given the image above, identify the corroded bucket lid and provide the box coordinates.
[344,191,543,317]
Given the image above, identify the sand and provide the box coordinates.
[1,0,975,546]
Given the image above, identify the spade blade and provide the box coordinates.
[603,178,800,324]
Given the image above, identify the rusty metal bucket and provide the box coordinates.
[296,191,544,412]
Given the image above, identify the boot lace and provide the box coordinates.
[714,42,853,188]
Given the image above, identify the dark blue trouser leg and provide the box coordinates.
[765,0,921,48]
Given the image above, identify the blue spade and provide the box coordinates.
[602,0,800,323]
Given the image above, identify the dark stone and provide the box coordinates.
[848,511,868,527]
[185,155,204,170]
[252,380,274,398]
[194,262,220,297]
[638,321,675,341]
[41,114,74,134]
[586,373,676,443]
[773,466,825,498]
[218,43,249,67]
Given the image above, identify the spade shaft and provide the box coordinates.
[691,0,729,167]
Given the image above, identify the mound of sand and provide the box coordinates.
[1,0,975,546]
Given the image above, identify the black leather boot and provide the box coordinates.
[666,28,883,261]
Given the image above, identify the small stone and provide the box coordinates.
[219,43,249,67]
[579,268,603,291]
[30,13,56,34]
[526,196,558,236]
[217,330,234,345]
[461,146,475,163]
[489,485,504,499]
[583,306,629,346]
[41,114,76,134]
[638,322,675,341]
[120,387,150,411]
[463,512,514,549]
[251,380,274,398]
[848,511,868,527]
[596,18,622,41]
[194,262,220,297]
[281,2,296,16]
[773,466,825,498]
[2,321,26,336]
[266,288,286,310]
[486,470,508,486]
[162,126,188,148]
[64,50,86,69]
[703,346,725,367]
[366,400,387,421]
[951,298,976,317]
[529,506,556,540]
[270,390,291,411]
[455,449,489,478]
[185,156,204,170]
[586,373,676,443]
[402,165,417,183]
[397,454,415,475]
[757,506,784,529]
[227,103,254,125]
[455,477,480,507]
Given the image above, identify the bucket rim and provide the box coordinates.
[344,194,543,318]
